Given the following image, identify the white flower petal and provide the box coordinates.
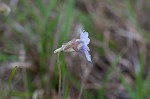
[84,50,92,62]
[80,30,87,36]
[80,31,89,39]
[80,30,90,45]
[83,38,90,45]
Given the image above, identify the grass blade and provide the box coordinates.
[8,66,17,90]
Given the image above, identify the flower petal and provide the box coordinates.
[84,50,92,62]
[80,30,90,45]
[80,30,88,39]
[83,38,90,45]
[85,45,90,51]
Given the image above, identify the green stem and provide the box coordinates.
[57,52,61,99]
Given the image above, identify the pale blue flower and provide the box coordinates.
[80,30,92,62]
[54,30,92,62]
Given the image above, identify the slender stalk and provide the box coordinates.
[57,52,61,99]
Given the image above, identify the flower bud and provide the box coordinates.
[0,3,11,15]
[54,39,82,53]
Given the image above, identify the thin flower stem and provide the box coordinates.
[57,52,61,99]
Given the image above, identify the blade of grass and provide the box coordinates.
[135,50,145,99]
[8,66,17,90]
[58,0,75,98]
[120,75,136,99]
[63,79,69,99]
[38,0,58,68]
[0,91,32,98]
[35,0,46,16]
[59,0,75,45]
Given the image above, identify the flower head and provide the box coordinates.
[79,30,91,62]
[54,30,91,62]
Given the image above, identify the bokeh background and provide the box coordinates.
[1,0,150,99]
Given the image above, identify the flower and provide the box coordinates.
[0,3,11,15]
[54,30,91,62]
[79,30,91,62]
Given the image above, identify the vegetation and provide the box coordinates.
[0,0,150,99]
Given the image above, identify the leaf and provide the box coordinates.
[9,66,17,90]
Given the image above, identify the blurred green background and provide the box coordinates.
[1,0,150,99]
